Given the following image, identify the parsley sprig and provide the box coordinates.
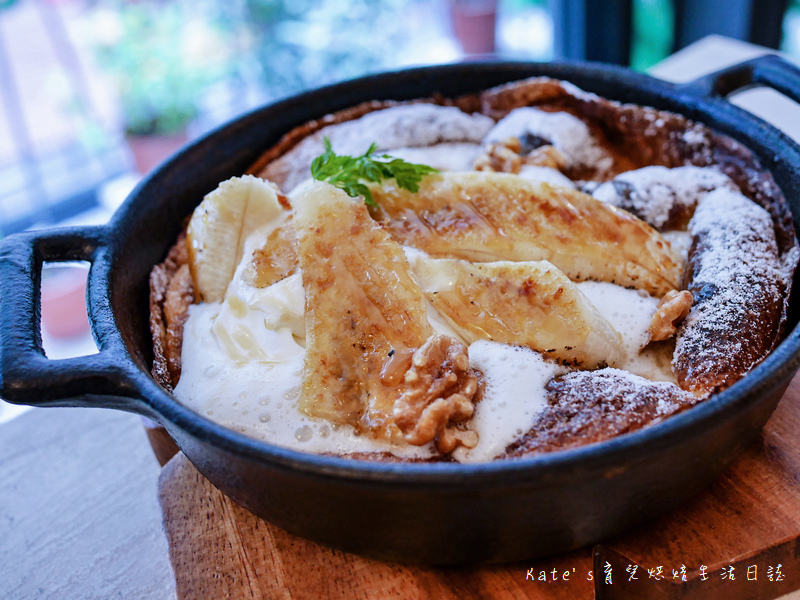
[311,137,438,207]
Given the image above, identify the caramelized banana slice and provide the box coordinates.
[243,220,299,288]
[370,172,681,296]
[411,257,623,367]
[291,181,433,439]
[187,175,286,302]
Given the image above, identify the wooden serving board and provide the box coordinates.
[158,374,800,600]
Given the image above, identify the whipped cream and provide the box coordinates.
[576,281,674,383]
[175,228,669,462]
[453,342,561,462]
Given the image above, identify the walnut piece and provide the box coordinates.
[436,427,479,454]
[649,290,693,342]
[474,137,567,173]
[474,138,523,173]
[393,335,479,452]
[525,145,567,170]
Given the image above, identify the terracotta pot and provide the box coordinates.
[40,267,90,339]
[126,132,188,175]
[449,0,498,55]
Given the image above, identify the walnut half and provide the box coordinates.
[393,335,479,453]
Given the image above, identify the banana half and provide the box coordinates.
[369,172,682,297]
[410,256,624,368]
[187,175,287,303]
[291,181,433,440]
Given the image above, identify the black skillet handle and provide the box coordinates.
[0,226,139,408]
[679,53,800,103]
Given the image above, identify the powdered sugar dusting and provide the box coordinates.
[517,164,576,188]
[592,166,737,230]
[661,230,692,263]
[264,104,495,192]
[558,80,603,103]
[387,143,482,172]
[674,188,783,395]
[483,107,614,176]
[682,128,707,146]
[567,368,694,417]
[502,368,697,456]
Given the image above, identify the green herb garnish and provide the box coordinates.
[311,137,438,207]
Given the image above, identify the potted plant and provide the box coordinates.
[449,0,498,55]
[88,0,233,173]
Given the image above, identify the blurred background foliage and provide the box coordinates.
[89,0,236,134]
[86,0,451,137]
[1,0,800,236]
[241,0,415,96]
[76,0,800,141]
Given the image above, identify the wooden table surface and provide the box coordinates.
[157,374,800,600]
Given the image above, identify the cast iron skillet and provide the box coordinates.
[3,57,800,565]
